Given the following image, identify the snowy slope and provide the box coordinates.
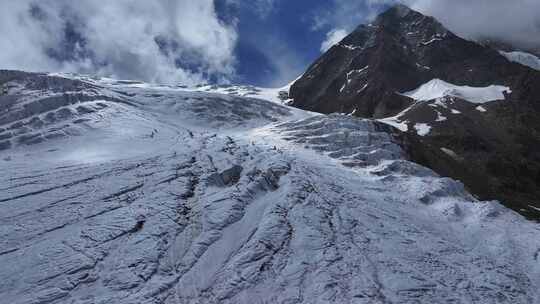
[500,51,540,71]
[1,72,540,304]
[402,79,511,104]
[190,77,300,105]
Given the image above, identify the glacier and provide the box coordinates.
[1,71,539,304]
[500,51,540,71]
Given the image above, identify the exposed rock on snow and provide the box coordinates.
[1,71,540,304]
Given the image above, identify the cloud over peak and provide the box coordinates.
[320,29,348,52]
[315,0,540,52]
[409,0,540,49]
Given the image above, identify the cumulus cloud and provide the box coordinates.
[315,0,540,51]
[311,0,388,33]
[320,29,348,52]
[0,0,238,84]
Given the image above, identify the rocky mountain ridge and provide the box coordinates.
[289,4,540,219]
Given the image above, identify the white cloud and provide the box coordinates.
[0,0,239,84]
[408,0,540,49]
[320,29,348,52]
[311,0,388,33]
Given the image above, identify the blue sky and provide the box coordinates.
[216,0,392,86]
[217,0,333,86]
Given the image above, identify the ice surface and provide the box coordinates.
[190,76,301,106]
[1,72,539,304]
[402,79,511,104]
[500,51,540,71]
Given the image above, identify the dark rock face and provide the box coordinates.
[397,96,540,220]
[289,5,540,220]
[290,5,540,118]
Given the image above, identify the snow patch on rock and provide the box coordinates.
[402,79,511,104]
[379,116,408,132]
[476,105,488,112]
[339,43,362,51]
[340,66,368,93]
[441,147,460,160]
[421,36,443,46]
[414,123,431,136]
[435,110,447,122]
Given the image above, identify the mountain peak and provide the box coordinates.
[376,3,424,21]
[387,3,415,17]
[371,3,450,40]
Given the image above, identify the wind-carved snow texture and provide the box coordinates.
[1,71,540,304]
